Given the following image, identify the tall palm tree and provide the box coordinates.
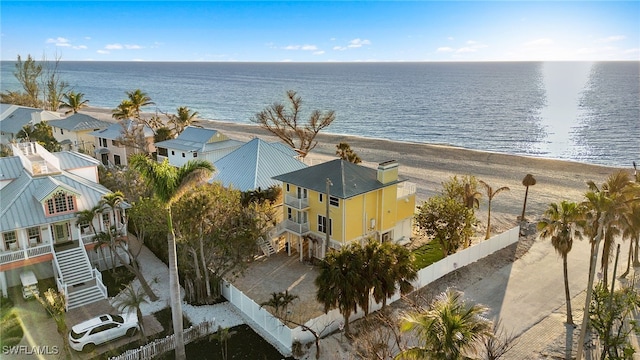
[396,288,493,360]
[538,200,583,324]
[520,174,537,220]
[619,202,640,278]
[368,241,417,310]
[169,106,199,135]
[100,191,125,272]
[129,154,213,360]
[112,283,149,340]
[60,91,89,115]
[126,89,154,117]
[478,180,510,240]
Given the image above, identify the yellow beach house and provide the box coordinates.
[272,159,416,261]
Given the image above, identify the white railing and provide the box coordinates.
[283,194,309,209]
[397,181,416,198]
[282,219,310,234]
[108,320,215,360]
[0,243,53,265]
[93,269,107,298]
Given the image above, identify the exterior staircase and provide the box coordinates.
[257,237,276,257]
[54,246,107,310]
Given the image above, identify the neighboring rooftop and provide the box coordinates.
[48,113,111,131]
[88,119,155,140]
[212,138,307,192]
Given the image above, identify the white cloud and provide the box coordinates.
[104,43,142,50]
[46,37,71,47]
[524,38,554,47]
[73,45,88,50]
[447,37,454,41]
[105,43,123,50]
[313,50,325,55]
[283,44,319,51]
[125,44,142,50]
[96,50,109,54]
[333,46,347,51]
[596,35,625,43]
[437,47,454,53]
[348,38,371,48]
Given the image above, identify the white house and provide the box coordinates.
[154,126,243,167]
[88,119,155,167]
[0,142,128,310]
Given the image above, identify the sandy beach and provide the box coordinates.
[80,106,623,233]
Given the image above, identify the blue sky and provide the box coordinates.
[1,1,638,62]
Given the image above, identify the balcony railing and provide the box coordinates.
[283,194,310,209]
[0,243,52,265]
[397,182,416,198]
[281,219,311,235]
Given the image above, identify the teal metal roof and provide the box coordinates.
[88,119,154,140]
[56,151,100,170]
[0,157,25,181]
[212,138,307,192]
[48,113,111,131]
[272,159,406,199]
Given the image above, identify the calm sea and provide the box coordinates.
[1,61,638,167]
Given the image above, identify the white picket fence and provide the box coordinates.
[224,226,521,354]
[108,320,215,360]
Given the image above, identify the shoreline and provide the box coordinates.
[77,106,623,231]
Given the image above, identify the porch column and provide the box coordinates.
[0,272,7,298]
[299,237,303,262]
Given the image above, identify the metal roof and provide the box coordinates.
[48,113,111,131]
[212,138,307,192]
[88,119,154,140]
[0,156,26,181]
[0,107,37,135]
[54,151,100,170]
[155,126,238,152]
[272,159,406,199]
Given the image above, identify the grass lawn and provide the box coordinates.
[412,241,445,269]
[0,297,23,348]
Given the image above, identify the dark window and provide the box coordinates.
[60,129,64,135]
[158,148,168,157]
[319,193,323,202]
[193,152,197,158]
[317,215,332,235]
[114,155,121,166]
[286,184,290,192]
[171,150,175,155]
[182,152,185,158]
[329,196,339,207]
[287,208,292,219]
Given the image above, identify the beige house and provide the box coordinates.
[48,113,112,153]
[88,119,155,167]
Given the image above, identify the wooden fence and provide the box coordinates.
[108,320,215,360]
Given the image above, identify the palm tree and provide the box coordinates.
[169,106,199,135]
[112,100,135,120]
[60,91,89,115]
[478,180,510,240]
[368,241,417,310]
[112,283,149,340]
[126,89,154,117]
[129,154,214,360]
[619,202,640,278]
[260,291,299,319]
[75,205,100,237]
[537,200,583,324]
[93,231,113,271]
[315,245,364,334]
[100,191,125,272]
[520,174,537,220]
[396,288,493,360]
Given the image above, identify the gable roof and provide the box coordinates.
[0,164,114,230]
[88,119,154,140]
[154,126,240,152]
[0,106,40,135]
[272,159,405,199]
[212,138,307,192]
[55,151,101,170]
[0,156,25,181]
[48,113,111,131]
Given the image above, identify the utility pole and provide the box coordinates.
[325,178,332,256]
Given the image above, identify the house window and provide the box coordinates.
[319,193,323,202]
[45,191,76,216]
[158,148,168,157]
[171,150,175,155]
[114,155,121,166]
[317,215,332,235]
[100,138,108,147]
[60,129,64,135]
[27,227,41,246]
[3,231,17,250]
[286,184,290,192]
[329,196,339,207]
[102,213,111,230]
[182,152,185,158]
[112,140,118,146]
[193,152,197,158]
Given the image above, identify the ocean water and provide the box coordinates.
[1,61,638,167]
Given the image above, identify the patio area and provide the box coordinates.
[231,252,325,326]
